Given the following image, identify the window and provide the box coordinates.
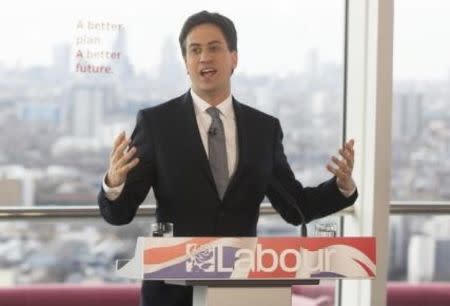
[390,0,450,282]
[0,1,345,207]
[387,1,450,305]
[391,0,450,202]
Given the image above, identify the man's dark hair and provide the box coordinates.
[179,11,237,57]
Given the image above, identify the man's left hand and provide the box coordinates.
[326,139,355,194]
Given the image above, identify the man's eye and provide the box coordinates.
[210,45,219,52]
[190,48,201,54]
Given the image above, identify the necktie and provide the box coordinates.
[206,107,229,199]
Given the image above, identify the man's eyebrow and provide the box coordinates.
[188,41,222,47]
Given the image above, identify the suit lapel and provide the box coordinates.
[179,92,218,194]
[222,98,248,201]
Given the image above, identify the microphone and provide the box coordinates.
[208,127,217,136]
[293,201,308,237]
[270,179,308,237]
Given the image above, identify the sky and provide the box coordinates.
[393,0,450,81]
[0,0,449,80]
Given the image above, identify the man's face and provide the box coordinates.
[184,23,238,100]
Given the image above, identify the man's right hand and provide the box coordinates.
[105,131,140,188]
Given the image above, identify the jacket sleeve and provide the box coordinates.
[265,119,357,225]
[97,110,156,225]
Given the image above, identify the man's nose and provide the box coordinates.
[199,50,212,62]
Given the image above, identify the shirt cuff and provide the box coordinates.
[337,178,357,198]
[102,173,125,201]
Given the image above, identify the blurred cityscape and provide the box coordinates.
[390,215,450,282]
[0,32,345,208]
[0,27,450,284]
[0,219,149,284]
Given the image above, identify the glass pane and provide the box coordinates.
[387,215,450,305]
[258,214,300,236]
[0,0,344,207]
[0,218,153,285]
[389,215,450,282]
[392,0,450,201]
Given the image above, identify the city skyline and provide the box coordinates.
[1,1,449,79]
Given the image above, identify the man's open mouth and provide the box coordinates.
[200,68,217,77]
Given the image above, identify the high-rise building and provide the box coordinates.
[52,43,71,81]
[0,166,35,207]
[407,234,435,282]
[393,92,423,142]
[68,85,105,138]
[434,239,450,281]
[111,29,134,80]
[389,216,409,279]
[157,36,187,98]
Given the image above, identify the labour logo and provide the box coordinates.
[186,244,216,272]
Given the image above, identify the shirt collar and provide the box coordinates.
[190,89,234,119]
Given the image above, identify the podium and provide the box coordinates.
[116,237,376,306]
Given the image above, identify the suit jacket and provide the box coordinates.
[98,91,357,306]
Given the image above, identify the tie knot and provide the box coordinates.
[206,107,221,120]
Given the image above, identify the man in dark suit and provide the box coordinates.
[98,10,357,306]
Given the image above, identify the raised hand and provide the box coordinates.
[326,139,355,194]
[105,131,140,188]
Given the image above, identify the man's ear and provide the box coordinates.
[183,56,189,74]
[230,51,238,75]
[232,51,238,70]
